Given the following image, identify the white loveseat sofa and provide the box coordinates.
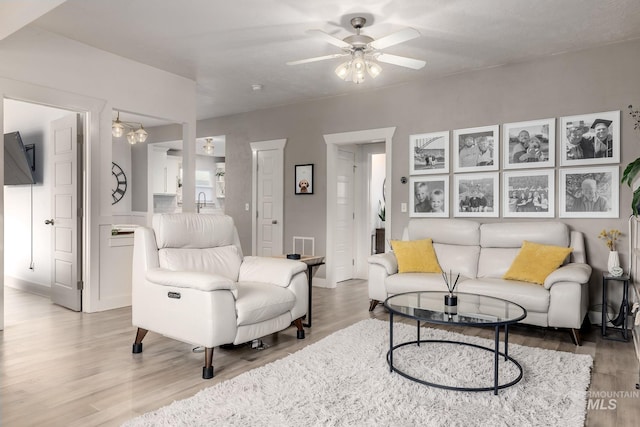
[368,219,592,344]
[131,213,309,378]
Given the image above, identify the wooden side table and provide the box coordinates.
[601,272,630,342]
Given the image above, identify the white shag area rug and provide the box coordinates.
[123,319,592,427]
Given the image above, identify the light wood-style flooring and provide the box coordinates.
[1,282,639,426]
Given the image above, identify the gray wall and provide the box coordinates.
[198,38,640,308]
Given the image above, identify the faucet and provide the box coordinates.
[197,192,206,213]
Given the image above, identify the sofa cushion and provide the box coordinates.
[434,243,480,279]
[503,241,573,285]
[480,222,570,248]
[158,245,242,281]
[391,239,442,273]
[458,278,550,313]
[408,218,480,245]
[477,248,520,278]
[153,213,238,249]
[235,281,296,325]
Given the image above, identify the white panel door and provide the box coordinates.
[50,114,82,311]
[334,149,355,282]
[257,149,283,256]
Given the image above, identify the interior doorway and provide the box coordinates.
[323,127,396,288]
[3,98,86,313]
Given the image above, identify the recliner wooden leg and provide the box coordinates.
[570,328,582,346]
[369,299,380,311]
[293,318,305,339]
[132,328,148,353]
[203,347,214,379]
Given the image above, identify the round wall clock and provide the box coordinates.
[111,162,127,205]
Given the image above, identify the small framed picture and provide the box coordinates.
[503,118,555,169]
[503,170,555,218]
[453,125,499,172]
[559,166,619,218]
[295,164,314,194]
[409,131,449,175]
[559,110,620,166]
[453,173,499,217]
[409,176,449,218]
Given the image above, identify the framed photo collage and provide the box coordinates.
[409,110,620,219]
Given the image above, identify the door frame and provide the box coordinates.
[323,127,395,288]
[250,138,286,256]
[1,80,100,328]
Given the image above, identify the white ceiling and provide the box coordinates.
[27,0,640,121]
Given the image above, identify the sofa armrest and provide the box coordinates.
[239,256,307,287]
[367,252,398,275]
[543,263,592,289]
[146,268,236,292]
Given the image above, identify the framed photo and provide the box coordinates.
[409,176,449,218]
[503,170,555,218]
[503,118,555,169]
[409,131,449,175]
[295,164,314,194]
[453,173,499,218]
[453,125,499,172]
[559,110,620,166]
[559,166,619,218]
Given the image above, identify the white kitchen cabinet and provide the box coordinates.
[166,155,180,194]
[151,147,181,195]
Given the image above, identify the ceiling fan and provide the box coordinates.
[287,17,426,84]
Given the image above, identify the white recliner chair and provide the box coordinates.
[131,213,308,378]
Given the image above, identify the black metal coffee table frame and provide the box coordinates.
[385,291,527,395]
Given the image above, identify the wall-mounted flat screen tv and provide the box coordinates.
[4,131,36,185]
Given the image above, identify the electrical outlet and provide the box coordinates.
[401,203,407,213]
[245,203,250,211]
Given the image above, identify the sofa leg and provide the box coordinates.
[293,318,305,339]
[570,328,582,346]
[369,299,380,312]
[202,347,214,379]
[132,328,148,353]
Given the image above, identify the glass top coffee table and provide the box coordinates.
[384,291,527,395]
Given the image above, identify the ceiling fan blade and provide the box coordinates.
[369,28,420,50]
[376,53,426,70]
[287,53,350,66]
[307,29,352,49]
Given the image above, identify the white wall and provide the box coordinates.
[0,25,197,322]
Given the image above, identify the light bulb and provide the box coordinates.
[367,61,382,78]
[334,61,351,80]
[203,138,215,154]
[112,119,125,138]
[135,126,148,143]
[126,130,137,145]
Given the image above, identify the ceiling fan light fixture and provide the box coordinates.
[366,60,382,79]
[335,61,352,80]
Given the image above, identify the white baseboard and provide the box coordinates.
[4,276,50,298]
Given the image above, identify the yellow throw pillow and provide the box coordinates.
[391,239,442,273]
[503,240,573,285]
